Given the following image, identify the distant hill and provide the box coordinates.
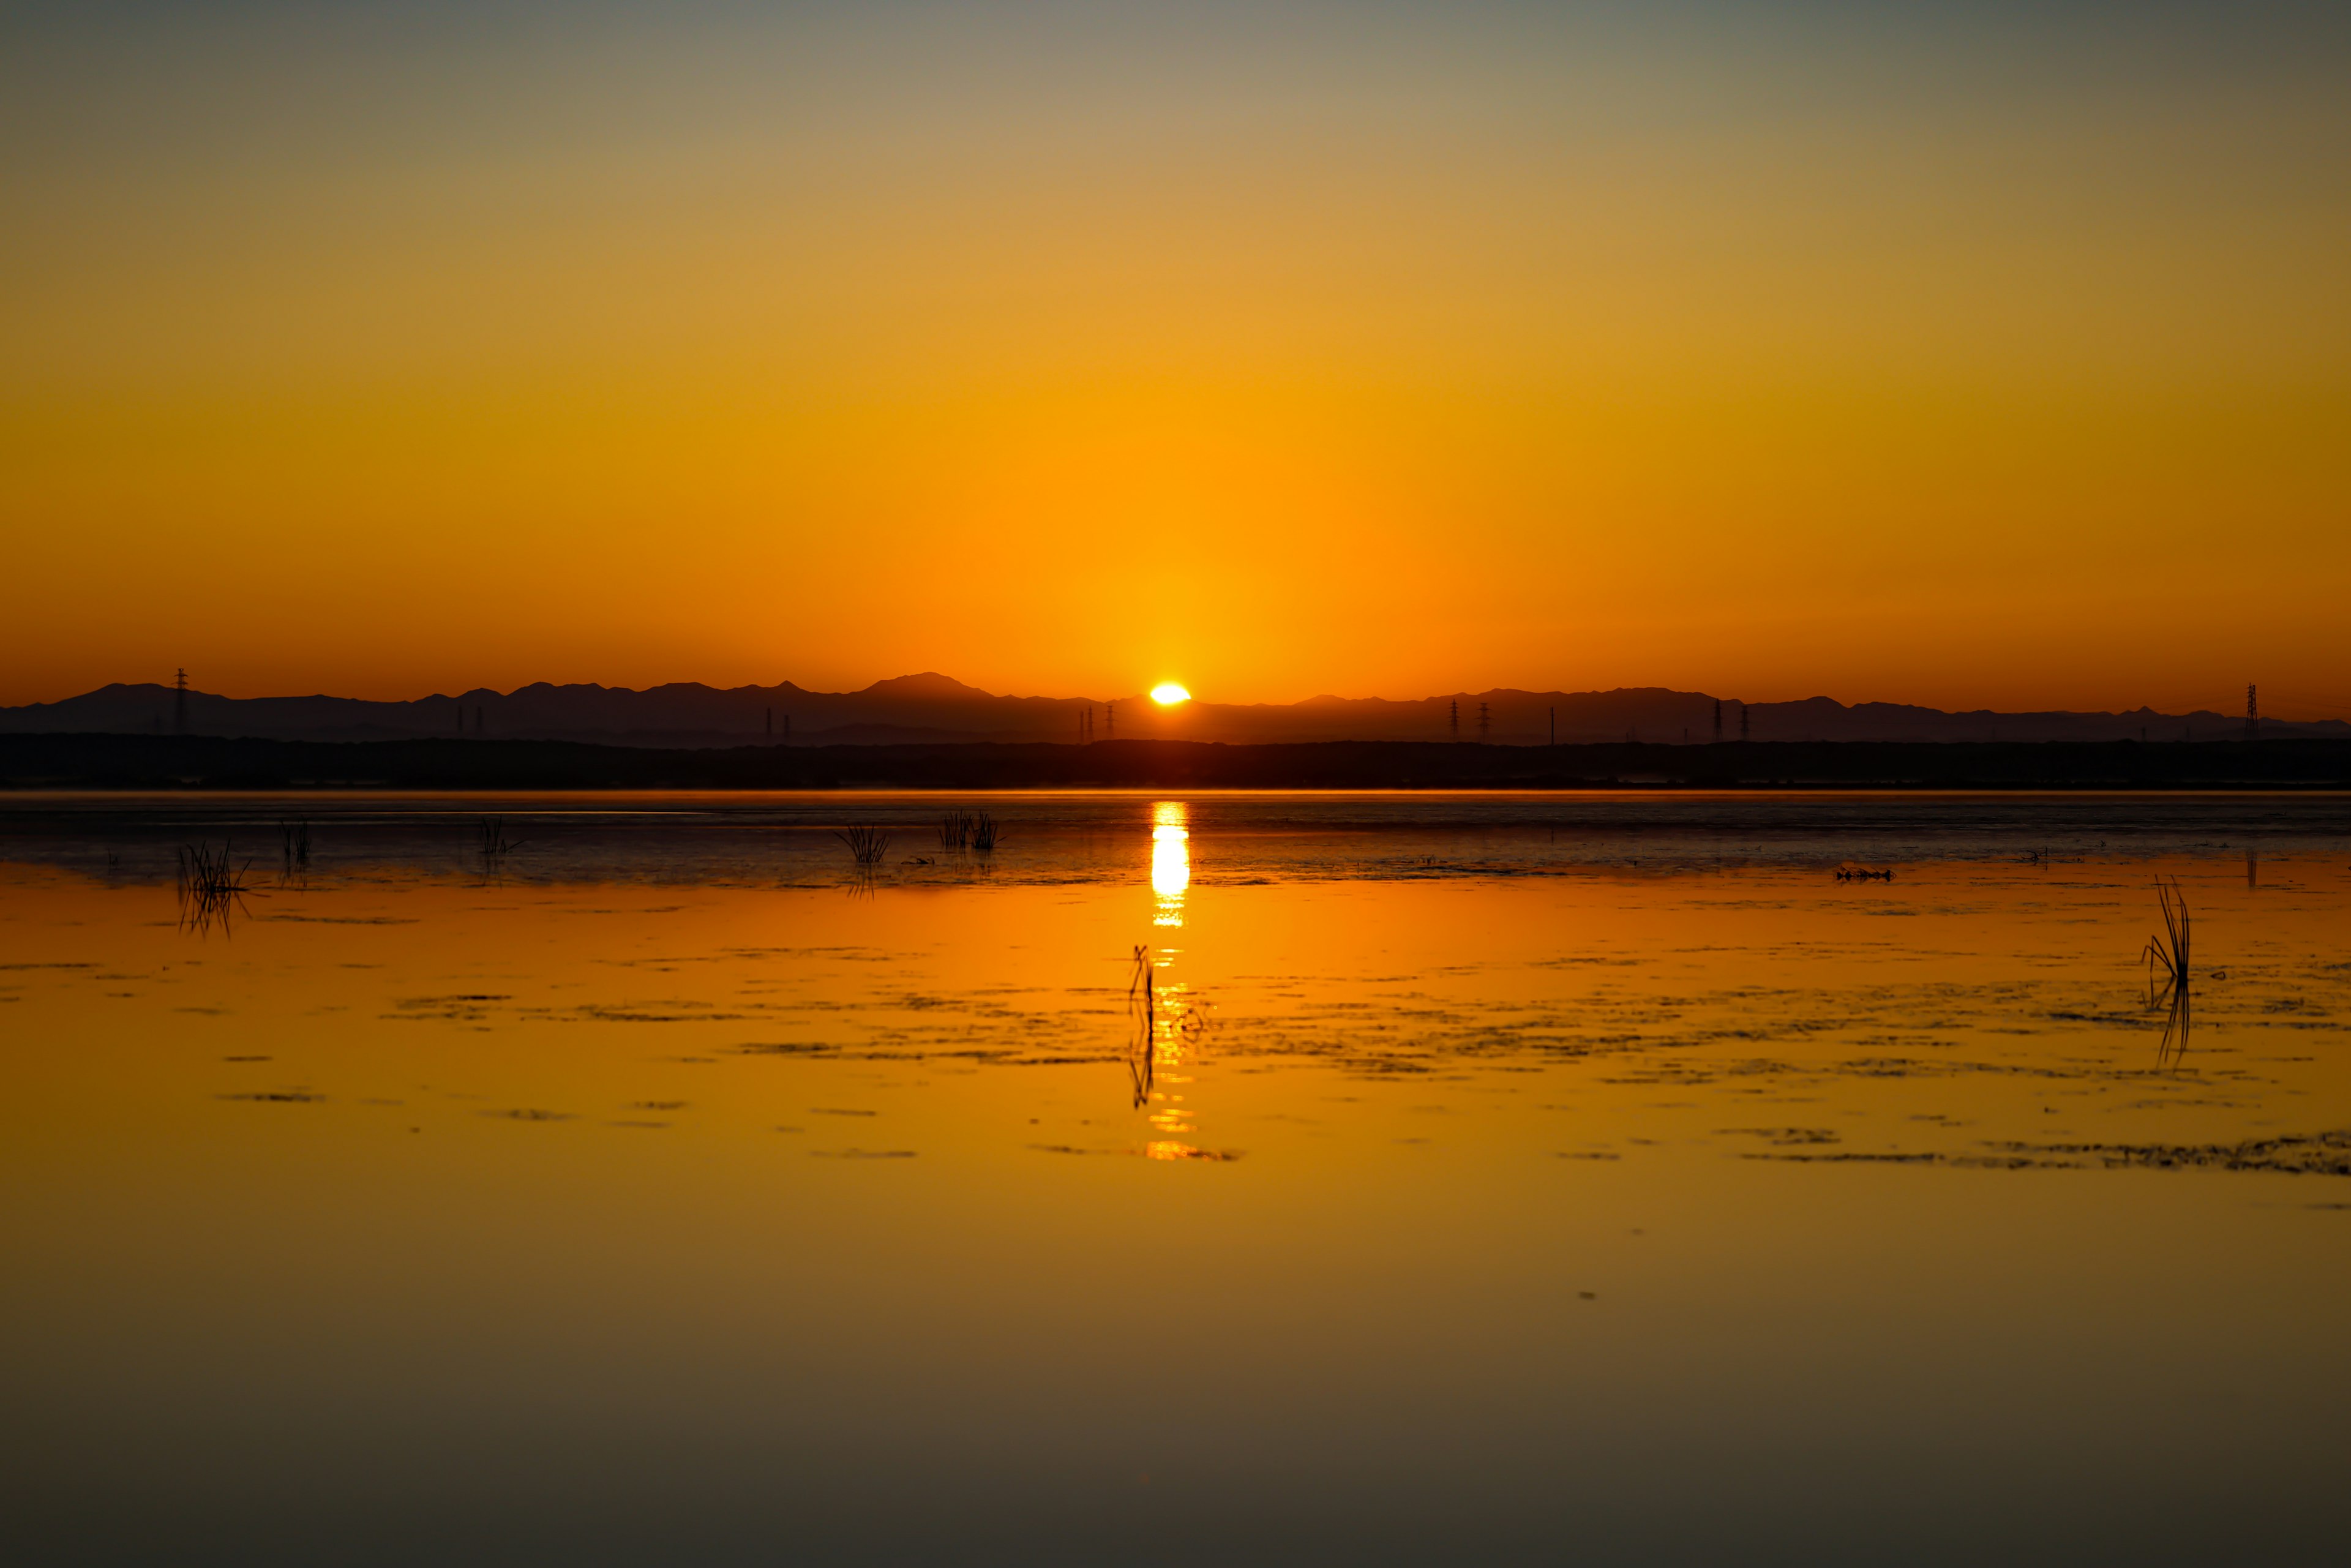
[2,674,2337,748]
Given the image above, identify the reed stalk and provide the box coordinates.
[2143,878,2191,992]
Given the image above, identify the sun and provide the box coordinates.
[1150,683,1191,706]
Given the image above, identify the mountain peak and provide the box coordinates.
[857,672,994,699]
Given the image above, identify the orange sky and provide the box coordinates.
[2,3,2347,716]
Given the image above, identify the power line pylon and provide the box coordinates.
[173,668,188,735]
[2246,683,2259,744]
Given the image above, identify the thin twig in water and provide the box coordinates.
[1126,944,1156,1105]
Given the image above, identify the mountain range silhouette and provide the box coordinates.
[4,675,2331,746]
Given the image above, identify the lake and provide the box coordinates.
[3,791,2347,1564]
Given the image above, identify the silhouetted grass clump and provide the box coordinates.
[938,812,973,850]
[834,825,891,866]
[176,840,251,930]
[277,818,310,872]
[478,817,526,865]
[970,812,1000,852]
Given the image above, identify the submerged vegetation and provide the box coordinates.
[71,803,2351,1181]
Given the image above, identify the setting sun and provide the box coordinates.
[1150,683,1191,705]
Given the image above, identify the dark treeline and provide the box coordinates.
[6,733,2351,790]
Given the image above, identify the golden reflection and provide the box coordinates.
[1150,800,1189,928]
[1127,934,1220,1158]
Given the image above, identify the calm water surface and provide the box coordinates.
[4,792,2349,1564]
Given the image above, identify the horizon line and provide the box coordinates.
[8,672,2337,726]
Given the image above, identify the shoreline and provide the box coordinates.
[6,733,2350,792]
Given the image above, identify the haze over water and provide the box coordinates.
[4,791,2347,1563]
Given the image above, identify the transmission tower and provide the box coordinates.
[2246,683,2259,743]
[1477,702,1490,741]
[1739,703,1750,742]
[1712,699,1723,742]
[173,668,188,735]
[1449,700,1459,740]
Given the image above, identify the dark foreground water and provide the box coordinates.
[2,792,2347,1564]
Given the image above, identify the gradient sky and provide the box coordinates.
[3,1,2347,714]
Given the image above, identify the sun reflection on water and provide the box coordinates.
[1127,803,1235,1158]
[1150,801,1189,928]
